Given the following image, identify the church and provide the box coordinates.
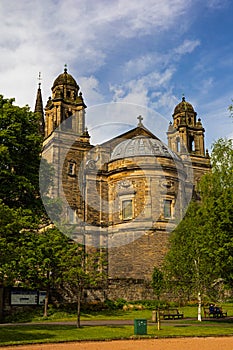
[35,67,211,300]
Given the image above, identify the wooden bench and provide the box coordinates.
[204,307,227,318]
[159,308,184,320]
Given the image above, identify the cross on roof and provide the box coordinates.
[137,115,143,126]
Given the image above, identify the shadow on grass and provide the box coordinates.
[0,326,54,344]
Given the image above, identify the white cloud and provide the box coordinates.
[79,76,105,107]
[109,68,176,115]
[0,0,232,154]
[174,39,200,55]
[205,0,230,9]
[0,0,195,108]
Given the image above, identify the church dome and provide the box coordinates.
[52,67,78,90]
[110,135,179,161]
[174,96,194,115]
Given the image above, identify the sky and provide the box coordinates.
[0,0,233,151]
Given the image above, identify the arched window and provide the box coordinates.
[176,138,180,152]
[189,135,195,152]
[163,199,172,218]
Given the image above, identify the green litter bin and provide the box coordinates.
[134,318,147,335]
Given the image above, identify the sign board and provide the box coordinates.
[11,290,38,305]
[38,291,46,305]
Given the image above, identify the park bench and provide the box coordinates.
[159,308,184,320]
[204,306,227,318]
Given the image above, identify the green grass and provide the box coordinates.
[1,303,233,346]
[4,303,233,323]
[1,321,233,346]
[0,325,132,346]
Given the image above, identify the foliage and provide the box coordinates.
[16,228,72,316]
[0,95,43,211]
[0,201,35,287]
[229,101,233,119]
[151,267,164,300]
[163,138,233,301]
[58,244,106,327]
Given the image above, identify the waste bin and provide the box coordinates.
[134,318,147,335]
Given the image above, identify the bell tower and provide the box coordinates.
[41,68,92,220]
[44,65,86,138]
[167,96,211,186]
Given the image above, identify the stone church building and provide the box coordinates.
[35,68,211,300]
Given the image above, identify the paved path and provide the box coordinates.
[1,337,233,350]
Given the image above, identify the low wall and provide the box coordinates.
[106,278,155,301]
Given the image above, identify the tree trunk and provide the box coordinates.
[43,288,49,318]
[0,286,4,323]
[77,287,82,328]
[197,292,202,322]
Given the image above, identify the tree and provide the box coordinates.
[163,138,233,306]
[0,95,46,319]
[59,244,105,328]
[0,201,31,321]
[0,95,43,211]
[163,201,216,302]
[17,228,71,317]
[199,138,233,290]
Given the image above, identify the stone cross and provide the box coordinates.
[137,115,143,126]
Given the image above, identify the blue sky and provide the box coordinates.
[0,0,232,150]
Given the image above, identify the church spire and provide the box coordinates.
[34,72,45,136]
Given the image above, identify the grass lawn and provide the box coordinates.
[1,321,233,346]
[7,303,232,323]
[1,303,233,346]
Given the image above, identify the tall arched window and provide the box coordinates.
[176,137,180,152]
[163,199,172,218]
[189,135,195,152]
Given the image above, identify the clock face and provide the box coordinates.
[86,159,96,170]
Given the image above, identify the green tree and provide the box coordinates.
[163,138,233,303]
[0,95,45,319]
[0,95,43,211]
[151,267,164,301]
[163,201,216,302]
[199,138,233,290]
[17,228,71,317]
[59,245,105,328]
[0,201,31,321]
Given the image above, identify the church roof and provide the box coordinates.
[52,67,78,90]
[174,96,195,115]
[110,135,180,161]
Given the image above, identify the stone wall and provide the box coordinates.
[108,231,170,280]
[106,278,155,301]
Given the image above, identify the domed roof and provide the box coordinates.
[174,96,194,115]
[52,67,78,90]
[110,135,179,161]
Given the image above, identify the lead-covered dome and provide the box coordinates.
[174,96,194,115]
[110,135,180,161]
[52,67,78,90]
